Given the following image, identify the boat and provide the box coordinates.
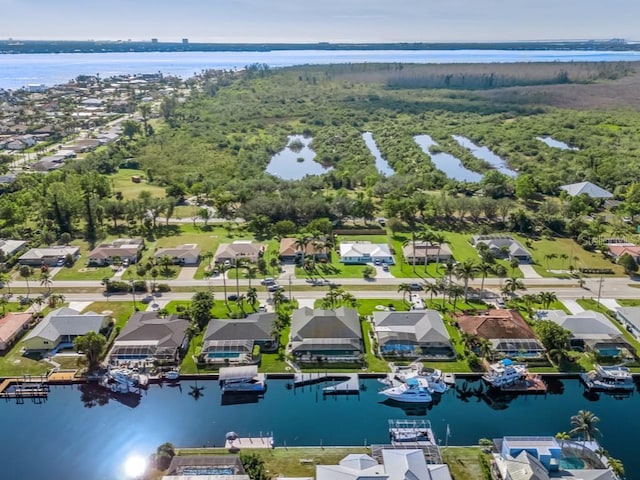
[164,370,180,381]
[219,365,266,394]
[388,419,435,444]
[100,368,148,394]
[379,377,433,403]
[482,359,527,389]
[380,362,448,394]
[443,373,456,385]
[580,364,635,391]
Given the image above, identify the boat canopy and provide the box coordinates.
[219,365,258,381]
[502,359,514,366]
[406,377,419,386]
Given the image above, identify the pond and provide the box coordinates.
[362,132,394,176]
[266,135,333,180]
[537,136,580,151]
[413,134,483,182]
[452,135,518,178]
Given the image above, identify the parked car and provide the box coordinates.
[382,263,389,272]
[258,305,267,312]
[227,294,239,301]
[495,299,506,308]
[409,283,423,291]
[261,277,276,286]
[267,284,282,292]
[374,259,381,266]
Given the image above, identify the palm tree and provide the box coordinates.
[442,258,456,286]
[201,250,214,275]
[538,291,558,309]
[397,283,412,304]
[449,284,464,311]
[272,290,286,309]
[430,232,446,275]
[158,255,174,277]
[48,293,65,308]
[0,295,8,315]
[32,295,45,314]
[231,257,245,297]
[454,259,479,301]
[246,287,258,311]
[509,257,520,275]
[340,292,358,308]
[245,264,259,289]
[417,227,434,273]
[402,236,418,273]
[477,262,494,299]
[478,338,493,360]
[559,253,569,270]
[494,264,507,289]
[607,457,625,478]
[503,276,525,296]
[520,293,538,317]
[219,264,229,305]
[0,272,12,295]
[235,294,246,315]
[19,265,33,296]
[39,271,53,293]
[548,347,567,366]
[424,282,440,302]
[570,410,601,442]
[555,431,571,450]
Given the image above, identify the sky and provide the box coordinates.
[1,0,638,43]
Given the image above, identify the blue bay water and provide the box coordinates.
[0,378,639,479]
[2,50,640,90]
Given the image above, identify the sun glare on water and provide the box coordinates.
[123,454,147,478]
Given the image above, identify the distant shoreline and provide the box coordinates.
[1,40,639,55]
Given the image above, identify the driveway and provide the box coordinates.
[519,264,542,279]
[373,264,395,279]
[296,297,316,308]
[68,301,93,312]
[177,267,198,281]
[599,298,621,311]
[561,299,585,314]
[280,263,296,280]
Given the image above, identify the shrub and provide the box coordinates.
[157,283,171,292]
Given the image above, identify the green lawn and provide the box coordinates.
[441,447,489,480]
[0,342,50,377]
[617,299,640,307]
[180,331,203,374]
[260,325,290,373]
[576,298,640,355]
[50,240,115,281]
[108,168,167,201]
[512,234,623,278]
[81,301,139,326]
[361,320,390,372]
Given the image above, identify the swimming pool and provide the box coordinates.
[558,457,585,469]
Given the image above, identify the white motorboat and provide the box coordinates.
[443,373,456,385]
[379,377,433,403]
[380,362,448,394]
[581,364,635,391]
[482,359,527,389]
[164,370,180,381]
[100,368,149,394]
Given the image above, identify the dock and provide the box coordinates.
[0,376,50,400]
[293,372,361,395]
[501,374,547,393]
[225,432,274,451]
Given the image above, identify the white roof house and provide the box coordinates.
[0,239,27,258]
[340,241,395,264]
[560,181,613,199]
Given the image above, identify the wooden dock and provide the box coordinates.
[225,436,273,450]
[0,376,50,399]
[293,373,361,394]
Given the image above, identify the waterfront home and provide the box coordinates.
[88,238,144,266]
[316,450,452,480]
[214,241,264,264]
[608,244,640,263]
[200,312,277,364]
[470,235,531,263]
[372,310,455,359]
[154,244,200,265]
[456,309,545,358]
[493,436,614,480]
[289,307,363,362]
[540,309,633,356]
[339,241,395,265]
[108,311,189,366]
[0,312,33,351]
[560,181,613,199]
[402,241,453,264]
[18,245,80,266]
[0,239,27,259]
[615,306,640,337]
[279,237,329,263]
[163,455,249,480]
[22,307,109,353]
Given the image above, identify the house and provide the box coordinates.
[22,307,110,352]
[163,455,249,480]
[200,312,278,364]
[540,309,633,356]
[154,244,200,265]
[470,235,531,263]
[0,312,33,351]
[279,237,329,263]
[108,311,190,365]
[30,157,65,172]
[493,436,615,480]
[18,245,80,266]
[339,241,395,265]
[316,450,452,480]
[402,241,453,264]
[456,309,545,358]
[560,181,613,199]
[615,307,640,337]
[0,239,27,259]
[608,244,640,263]
[289,307,363,362]
[372,310,454,358]
[88,238,144,266]
[214,241,264,264]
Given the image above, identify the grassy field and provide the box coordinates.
[441,447,489,480]
[0,341,50,376]
[81,301,139,326]
[50,240,116,281]
[108,168,166,201]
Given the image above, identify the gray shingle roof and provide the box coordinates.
[290,307,362,353]
[203,313,276,342]
[114,311,189,348]
[24,307,107,343]
[373,310,451,346]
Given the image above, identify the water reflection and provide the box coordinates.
[362,132,394,176]
[537,136,579,151]
[414,134,483,182]
[266,134,333,180]
[452,135,518,177]
[221,393,262,406]
[78,383,141,408]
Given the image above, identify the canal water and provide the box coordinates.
[0,378,638,480]
[537,136,580,151]
[414,134,483,182]
[362,132,394,176]
[452,135,518,177]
